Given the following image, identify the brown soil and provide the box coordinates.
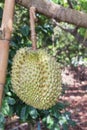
[61,66,87,130]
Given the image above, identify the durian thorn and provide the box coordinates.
[30,7,37,50]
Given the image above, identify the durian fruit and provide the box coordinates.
[11,47,62,110]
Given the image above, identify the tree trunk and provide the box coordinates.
[0,0,15,108]
[16,0,87,28]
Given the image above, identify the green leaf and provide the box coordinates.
[48,124,60,130]
[50,105,61,119]
[62,124,69,130]
[46,115,54,125]
[54,102,66,110]
[68,120,76,127]
[29,107,38,119]
[52,125,60,130]
[0,113,5,123]
[7,97,16,105]
[1,99,10,115]
[6,92,12,96]
[21,25,29,36]
[20,106,29,122]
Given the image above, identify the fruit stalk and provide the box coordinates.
[0,0,15,109]
[30,7,37,50]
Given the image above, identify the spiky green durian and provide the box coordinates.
[11,47,62,109]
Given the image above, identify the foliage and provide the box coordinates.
[0,0,87,129]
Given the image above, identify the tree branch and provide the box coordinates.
[67,0,80,38]
[52,19,87,46]
[15,0,87,28]
[67,0,73,9]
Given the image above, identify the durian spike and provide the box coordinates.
[30,7,37,50]
[0,0,15,109]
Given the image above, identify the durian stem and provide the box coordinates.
[30,7,37,50]
[0,0,15,109]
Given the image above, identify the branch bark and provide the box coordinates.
[15,0,87,28]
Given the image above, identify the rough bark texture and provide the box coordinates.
[30,7,37,50]
[16,0,87,28]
